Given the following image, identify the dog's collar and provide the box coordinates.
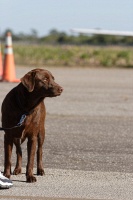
[0,114,27,131]
[0,94,33,131]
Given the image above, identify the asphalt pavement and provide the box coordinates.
[0,66,133,200]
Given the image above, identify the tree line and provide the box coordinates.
[1,28,133,46]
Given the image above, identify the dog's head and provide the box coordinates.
[20,68,63,97]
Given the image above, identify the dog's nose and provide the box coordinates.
[59,87,63,93]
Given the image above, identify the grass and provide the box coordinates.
[3,44,133,68]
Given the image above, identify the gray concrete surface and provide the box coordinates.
[0,167,133,200]
[0,66,133,199]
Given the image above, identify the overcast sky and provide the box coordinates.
[0,0,133,36]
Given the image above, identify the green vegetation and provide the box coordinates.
[11,45,133,68]
[1,29,133,68]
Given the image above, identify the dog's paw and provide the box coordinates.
[26,175,37,183]
[13,168,22,175]
[3,172,10,179]
[37,168,45,176]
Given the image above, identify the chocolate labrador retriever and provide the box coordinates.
[1,68,63,182]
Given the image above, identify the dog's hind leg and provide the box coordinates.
[13,138,22,175]
[4,134,13,179]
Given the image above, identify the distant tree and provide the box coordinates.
[30,29,38,38]
[49,29,59,36]
[57,32,67,44]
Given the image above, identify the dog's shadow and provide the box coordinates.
[11,179,26,183]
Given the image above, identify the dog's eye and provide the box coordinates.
[43,78,48,82]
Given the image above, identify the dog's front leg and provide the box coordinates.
[37,129,45,175]
[26,136,37,182]
[4,134,13,179]
[13,138,22,175]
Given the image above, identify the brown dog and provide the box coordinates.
[1,68,63,182]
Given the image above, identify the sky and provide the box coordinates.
[0,0,133,36]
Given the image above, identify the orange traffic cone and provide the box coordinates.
[2,32,19,82]
[0,42,3,77]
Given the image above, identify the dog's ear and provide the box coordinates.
[20,71,36,92]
